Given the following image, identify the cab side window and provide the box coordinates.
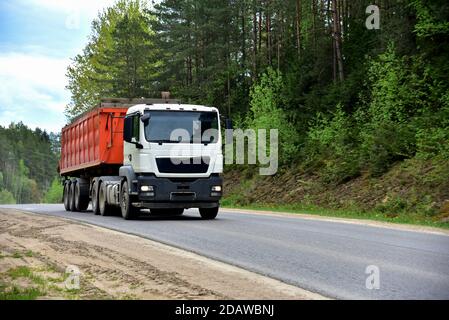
[132,114,140,141]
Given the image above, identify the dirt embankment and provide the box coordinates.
[223,158,449,221]
[0,209,323,300]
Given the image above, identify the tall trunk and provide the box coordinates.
[187,56,192,85]
[266,0,272,66]
[227,55,231,117]
[241,2,246,72]
[277,8,283,70]
[332,35,337,84]
[332,0,344,82]
[252,0,258,79]
[312,0,317,50]
[258,9,262,52]
[295,0,301,56]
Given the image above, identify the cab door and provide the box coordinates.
[123,113,142,169]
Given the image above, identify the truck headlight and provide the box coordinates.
[140,185,154,192]
[211,185,222,192]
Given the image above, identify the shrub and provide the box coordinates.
[0,189,16,204]
[248,68,299,165]
[43,178,63,204]
[357,44,418,176]
[305,104,360,183]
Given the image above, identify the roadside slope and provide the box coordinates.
[223,159,449,228]
[0,209,324,300]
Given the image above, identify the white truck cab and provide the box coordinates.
[117,102,224,219]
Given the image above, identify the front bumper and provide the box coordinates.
[133,174,222,209]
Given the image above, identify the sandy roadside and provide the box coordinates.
[0,208,325,300]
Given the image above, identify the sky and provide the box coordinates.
[0,0,117,133]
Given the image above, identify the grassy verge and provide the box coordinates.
[221,199,449,230]
[0,250,81,300]
[0,283,45,300]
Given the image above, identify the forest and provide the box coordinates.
[3,0,449,223]
[64,0,449,223]
[0,123,61,204]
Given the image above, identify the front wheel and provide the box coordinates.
[199,206,219,220]
[120,181,138,220]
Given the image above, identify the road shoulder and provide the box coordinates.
[0,208,326,300]
[222,207,449,236]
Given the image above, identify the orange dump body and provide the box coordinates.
[59,107,128,176]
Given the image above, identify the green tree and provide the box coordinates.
[0,189,15,204]
[65,0,160,118]
[0,123,59,204]
[247,68,298,164]
[43,178,63,204]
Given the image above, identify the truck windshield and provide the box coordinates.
[143,110,219,144]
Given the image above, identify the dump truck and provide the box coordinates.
[59,98,225,220]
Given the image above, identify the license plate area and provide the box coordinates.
[170,192,196,201]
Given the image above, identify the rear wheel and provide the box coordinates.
[199,206,219,220]
[98,183,111,216]
[91,180,100,215]
[63,181,71,211]
[69,180,77,212]
[120,181,138,220]
[74,179,89,211]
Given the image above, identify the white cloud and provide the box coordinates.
[26,0,158,17]
[0,0,160,132]
[0,2,117,133]
[27,0,116,16]
[0,52,70,132]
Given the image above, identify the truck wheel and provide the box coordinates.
[120,181,138,220]
[63,181,71,211]
[74,179,89,211]
[98,183,111,216]
[69,180,77,212]
[199,206,219,220]
[91,180,100,215]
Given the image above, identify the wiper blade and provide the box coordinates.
[150,139,181,144]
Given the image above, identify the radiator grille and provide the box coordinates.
[156,157,209,174]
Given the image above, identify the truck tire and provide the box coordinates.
[74,179,89,211]
[69,180,77,212]
[199,207,218,220]
[120,181,138,220]
[98,183,111,216]
[63,181,71,211]
[199,206,219,220]
[91,180,100,215]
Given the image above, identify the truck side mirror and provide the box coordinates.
[225,118,233,130]
[141,113,151,123]
[123,116,133,142]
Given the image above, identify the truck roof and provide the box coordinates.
[128,104,219,114]
[66,98,218,126]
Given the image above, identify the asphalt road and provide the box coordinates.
[1,204,449,299]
